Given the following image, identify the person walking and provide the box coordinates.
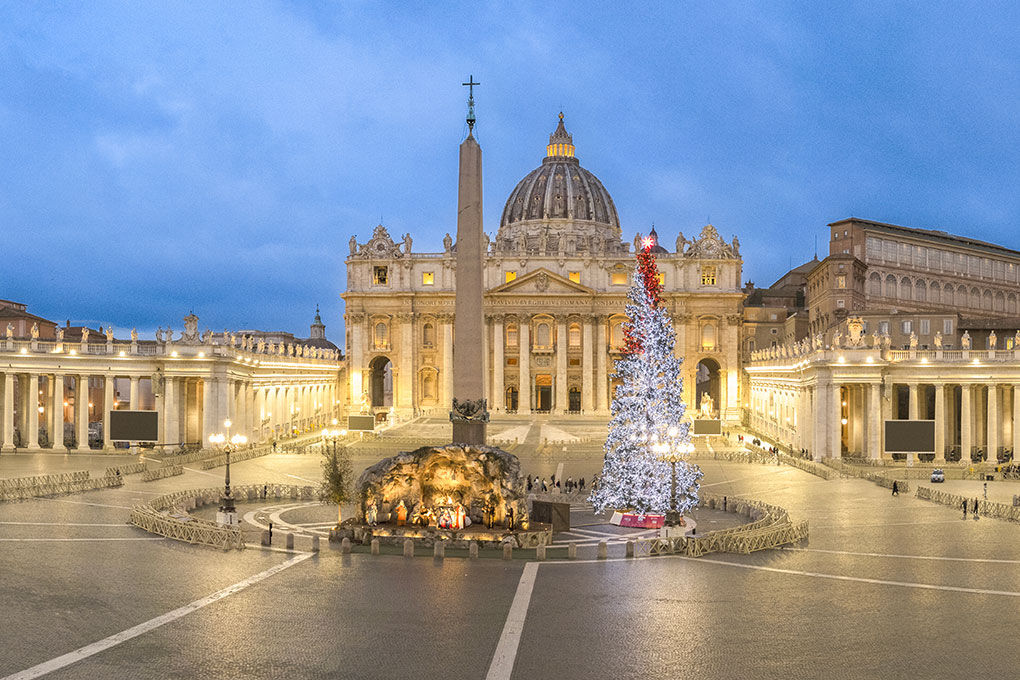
[541,478,548,493]
[973,498,980,519]
[892,481,899,496]
[579,477,585,491]
[963,498,968,518]
[984,482,988,500]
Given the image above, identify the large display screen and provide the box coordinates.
[109,410,159,442]
[884,420,935,453]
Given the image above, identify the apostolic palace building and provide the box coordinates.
[6,110,1020,466]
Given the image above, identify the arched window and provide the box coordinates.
[1009,293,1017,315]
[915,280,926,302]
[422,323,435,348]
[568,323,581,348]
[536,322,551,347]
[505,386,519,412]
[868,273,881,296]
[995,291,1005,312]
[422,372,436,400]
[701,323,717,351]
[374,322,388,348]
[506,323,518,348]
[899,277,912,300]
[983,290,993,310]
[885,275,897,297]
[970,287,980,308]
[611,322,624,348]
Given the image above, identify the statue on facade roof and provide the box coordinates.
[443,233,453,253]
[909,331,918,349]
[81,327,89,343]
[934,331,943,349]
[131,328,138,342]
[961,331,971,349]
[105,326,113,342]
[832,330,842,348]
[349,235,358,256]
[989,330,998,349]
[55,327,63,343]
[166,326,173,343]
[30,322,39,339]
[403,233,412,254]
[6,322,14,338]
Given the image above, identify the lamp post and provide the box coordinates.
[652,428,695,529]
[210,418,247,525]
[321,426,347,456]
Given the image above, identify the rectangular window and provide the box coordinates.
[879,321,889,335]
[422,272,434,285]
[373,266,388,285]
[901,320,912,334]
[700,266,717,286]
[920,319,930,335]
[943,319,954,334]
[611,272,628,286]
[504,271,517,283]
[657,272,665,286]
[771,328,778,335]
[568,357,581,366]
[506,357,518,366]
[568,271,580,283]
[836,275,846,289]
[836,299,845,309]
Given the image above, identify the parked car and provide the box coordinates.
[930,468,945,483]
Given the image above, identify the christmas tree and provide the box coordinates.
[589,235,702,516]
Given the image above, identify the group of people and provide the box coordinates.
[525,474,587,494]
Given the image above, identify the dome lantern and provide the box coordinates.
[546,112,575,159]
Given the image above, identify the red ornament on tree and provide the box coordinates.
[623,236,663,355]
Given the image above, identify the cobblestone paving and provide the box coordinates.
[5,451,1020,679]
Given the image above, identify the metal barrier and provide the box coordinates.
[0,471,124,501]
[142,465,184,482]
[105,462,148,477]
[915,485,1020,522]
[633,492,808,558]
[200,446,273,470]
[129,507,244,550]
[821,459,911,493]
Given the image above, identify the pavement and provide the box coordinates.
[5,443,1020,678]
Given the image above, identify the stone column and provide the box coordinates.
[811,379,828,460]
[102,376,115,450]
[349,313,365,407]
[934,384,946,462]
[987,384,1000,462]
[442,317,454,411]
[519,320,531,415]
[831,383,842,458]
[398,313,414,411]
[1,372,13,452]
[129,376,140,410]
[908,383,919,420]
[582,317,593,413]
[24,373,40,450]
[595,316,608,415]
[51,375,66,451]
[851,385,865,455]
[869,383,881,459]
[555,317,567,413]
[164,376,179,450]
[76,376,90,452]
[202,378,215,445]
[1014,385,1020,460]
[961,384,973,462]
[492,315,504,413]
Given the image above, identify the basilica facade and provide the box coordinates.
[343,115,744,422]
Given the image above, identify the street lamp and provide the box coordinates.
[321,427,347,456]
[209,418,247,526]
[652,429,696,529]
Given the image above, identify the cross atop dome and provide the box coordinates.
[546,112,575,158]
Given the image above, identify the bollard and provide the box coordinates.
[403,539,414,558]
[371,538,380,555]
[286,533,295,550]
[568,542,577,560]
[260,530,271,546]
[503,543,513,560]
[536,543,546,561]
[311,535,320,553]
[597,541,608,559]
[469,541,479,559]
[626,540,635,558]
[341,537,351,554]
[434,541,445,559]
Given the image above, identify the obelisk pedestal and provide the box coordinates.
[449,120,488,445]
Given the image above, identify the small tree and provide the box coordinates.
[321,443,354,524]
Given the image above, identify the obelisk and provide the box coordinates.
[450,76,488,445]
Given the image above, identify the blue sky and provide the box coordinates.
[3,2,1019,341]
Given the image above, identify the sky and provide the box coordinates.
[3,2,1020,341]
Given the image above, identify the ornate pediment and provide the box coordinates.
[351,224,403,259]
[488,268,593,295]
[686,224,740,260]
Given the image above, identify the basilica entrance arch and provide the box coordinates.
[695,358,721,418]
[369,356,393,408]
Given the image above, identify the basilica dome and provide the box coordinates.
[496,114,622,252]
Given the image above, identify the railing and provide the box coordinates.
[130,483,317,550]
[106,462,148,477]
[199,445,273,470]
[915,485,1020,522]
[633,492,808,558]
[0,470,123,501]
[142,465,184,482]
[821,459,911,492]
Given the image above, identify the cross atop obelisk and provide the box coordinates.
[450,77,488,445]
[462,75,479,132]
